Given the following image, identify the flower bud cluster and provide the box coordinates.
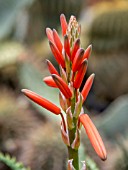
[22,14,107,164]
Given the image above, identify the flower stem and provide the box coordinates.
[68,128,79,170]
[67,88,79,169]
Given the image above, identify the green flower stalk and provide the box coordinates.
[22,14,107,170]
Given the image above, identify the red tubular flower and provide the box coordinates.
[73,59,88,89]
[46,28,54,42]
[81,73,95,103]
[64,35,71,58]
[60,14,68,36]
[43,76,58,88]
[72,48,85,72]
[46,59,59,76]
[71,39,80,62]
[49,41,65,68]
[53,29,63,53]
[83,45,92,60]
[52,74,72,99]
[21,89,61,115]
[79,114,107,161]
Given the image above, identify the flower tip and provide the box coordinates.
[101,155,107,161]
[43,76,58,88]
[91,73,95,79]
[46,27,50,32]
[21,89,27,94]
[45,59,49,64]
[89,44,92,49]
[60,13,65,18]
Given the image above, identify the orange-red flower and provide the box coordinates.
[71,39,80,62]
[79,114,107,161]
[49,41,65,68]
[43,76,58,88]
[60,14,68,36]
[64,35,71,58]
[83,45,92,60]
[52,74,72,99]
[72,48,85,72]
[21,89,61,115]
[46,59,59,76]
[46,28,54,42]
[73,59,88,89]
[81,73,95,103]
[53,29,63,53]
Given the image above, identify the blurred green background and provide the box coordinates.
[0,0,128,169]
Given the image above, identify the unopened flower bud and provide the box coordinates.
[71,38,80,62]
[46,59,59,76]
[43,76,58,88]
[60,14,68,36]
[72,48,85,72]
[79,114,107,161]
[53,29,63,53]
[73,59,88,89]
[52,74,72,99]
[83,45,92,60]
[64,35,71,59]
[46,28,54,42]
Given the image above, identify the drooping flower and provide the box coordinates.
[21,89,61,115]
[79,114,107,161]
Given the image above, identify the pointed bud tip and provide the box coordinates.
[91,73,95,78]
[101,156,107,161]
[46,28,52,34]
[89,44,92,49]
[21,89,26,93]
[46,27,50,31]
[60,13,65,18]
[45,59,49,63]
